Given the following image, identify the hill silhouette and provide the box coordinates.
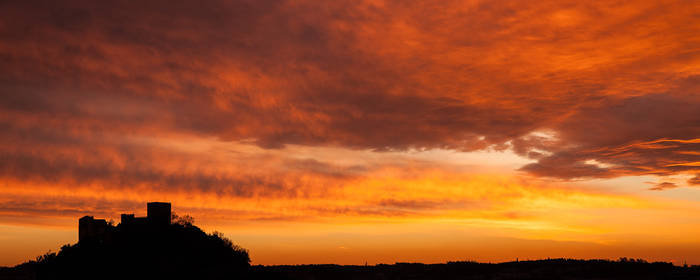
[0,213,249,280]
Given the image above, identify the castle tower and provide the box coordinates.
[147,202,171,226]
[78,216,108,243]
[78,216,94,242]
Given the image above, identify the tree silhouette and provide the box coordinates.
[171,212,195,227]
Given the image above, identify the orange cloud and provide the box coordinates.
[1,1,697,184]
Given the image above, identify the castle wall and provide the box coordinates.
[79,202,172,244]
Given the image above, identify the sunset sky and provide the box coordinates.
[1,0,700,267]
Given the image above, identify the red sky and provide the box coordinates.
[1,0,700,266]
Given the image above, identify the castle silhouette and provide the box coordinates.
[78,202,171,244]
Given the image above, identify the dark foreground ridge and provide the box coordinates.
[5,258,700,280]
[1,203,699,279]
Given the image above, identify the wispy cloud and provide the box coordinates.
[649,182,678,191]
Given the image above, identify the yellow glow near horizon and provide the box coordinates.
[2,148,700,266]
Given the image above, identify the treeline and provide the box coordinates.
[253,258,700,280]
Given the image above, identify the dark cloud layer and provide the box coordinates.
[520,94,700,180]
[0,0,699,192]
